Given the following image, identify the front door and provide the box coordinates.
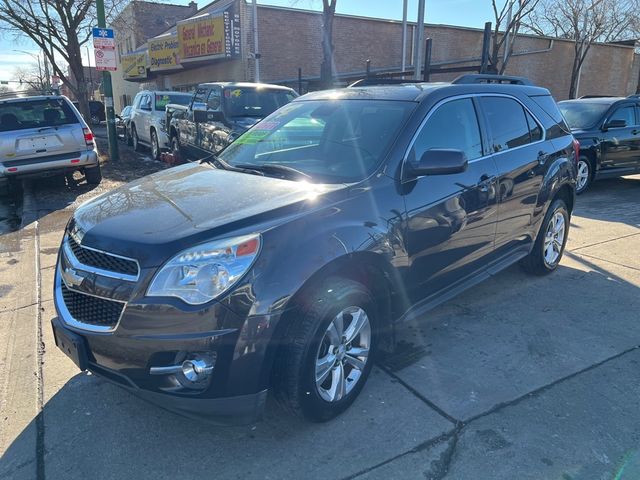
[402,97,499,303]
[600,104,640,170]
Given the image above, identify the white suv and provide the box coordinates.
[129,90,191,159]
[0,95,101,185]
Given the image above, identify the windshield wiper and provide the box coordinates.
[200,154,265,176]
[234,163,312,181]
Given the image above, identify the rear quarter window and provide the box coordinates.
[0,98,78,132]
[529,95,570,137]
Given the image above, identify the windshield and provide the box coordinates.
[0,98,77,132]
[558,102,610,129]
[155,93,191,110]
[218,99,415,183]
[223,87,296,118]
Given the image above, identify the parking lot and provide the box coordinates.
[1,134,639,479]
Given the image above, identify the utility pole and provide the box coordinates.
[413,0,426,80]
[252,0,261,82]
[96,0,119,161]
[401,0,408,73]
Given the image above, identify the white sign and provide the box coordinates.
[94,48,117,71]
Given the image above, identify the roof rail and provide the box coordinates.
[580,95,615,99]
[348,78,425,88]
[452,74,533,86]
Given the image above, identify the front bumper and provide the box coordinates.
[52,258,272,425]
[0,149,98,178]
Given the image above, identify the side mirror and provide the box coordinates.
[603,119,627,130]
[407,149,468,178]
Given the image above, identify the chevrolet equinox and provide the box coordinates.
[52,75,577,424]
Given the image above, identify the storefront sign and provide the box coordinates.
[149,34,181,72]
[177,4,241,63]
[122,52,148,79]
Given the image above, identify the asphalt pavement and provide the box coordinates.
[0,149,639,479]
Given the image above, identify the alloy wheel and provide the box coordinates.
[576,159,590,192]
[543,211,566,267]
[151,131,159,159]
[315,306,371,403]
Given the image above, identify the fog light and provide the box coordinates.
[181,357,214,382]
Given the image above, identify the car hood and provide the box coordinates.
[74,162,346,266]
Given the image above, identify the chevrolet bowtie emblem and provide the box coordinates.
[64,267,84,288]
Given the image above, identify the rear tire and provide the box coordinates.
[91,114,101,126]
[521,198,569,275]
[131,125,142,152]
[84,164,102,185]
[151,130,160,160]
[273,278,377,422]
[171,135,183,164]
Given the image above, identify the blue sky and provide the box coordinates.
[0,0,495,84]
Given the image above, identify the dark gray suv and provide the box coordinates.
[51,75,577,424]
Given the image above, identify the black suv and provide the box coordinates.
[558,96,640,193]
[52,75,577,424]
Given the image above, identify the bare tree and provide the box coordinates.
[13,64,49,93]
[291,0,337,88]
[489,0,541,74]
[319,0,337,88]
[529,0,640,98]
[0,0,125,120]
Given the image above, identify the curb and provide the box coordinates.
[19,180,38,230]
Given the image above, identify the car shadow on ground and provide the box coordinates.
[572,175,640,226]
[2,258,639,480]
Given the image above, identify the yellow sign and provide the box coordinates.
[177,14,225,62]
[149,35,181,72]
[122,52,147,79]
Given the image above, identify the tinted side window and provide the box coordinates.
[207,88,222,110]
[193,88,208,105]
[525,110,543,142]
[609,106,636,126]
[132,93,142,109]
[411,98,483,162]
[481,97,531,152]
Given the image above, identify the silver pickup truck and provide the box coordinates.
[0,95,101,186]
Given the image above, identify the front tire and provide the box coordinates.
[576,156,593,194]
[273,278,377,422]
[521,198,569,275]
[151,130,160,160]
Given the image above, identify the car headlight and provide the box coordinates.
[147,234,261,305]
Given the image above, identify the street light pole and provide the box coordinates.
[413,0,426,80]
[96,0,119,162]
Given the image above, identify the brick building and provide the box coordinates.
[110,0,198,110]
[111,0,640,112]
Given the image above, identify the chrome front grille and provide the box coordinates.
[60,282,124,329]
[67,233,139,278]
[57,230,138,332]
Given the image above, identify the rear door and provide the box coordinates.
[401,96,499,302]
[478,95,547,257]
[600,103,640,170]
[0,98,86,167]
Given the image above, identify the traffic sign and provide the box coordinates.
[95,48,117,71]
[93,27,115,50]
